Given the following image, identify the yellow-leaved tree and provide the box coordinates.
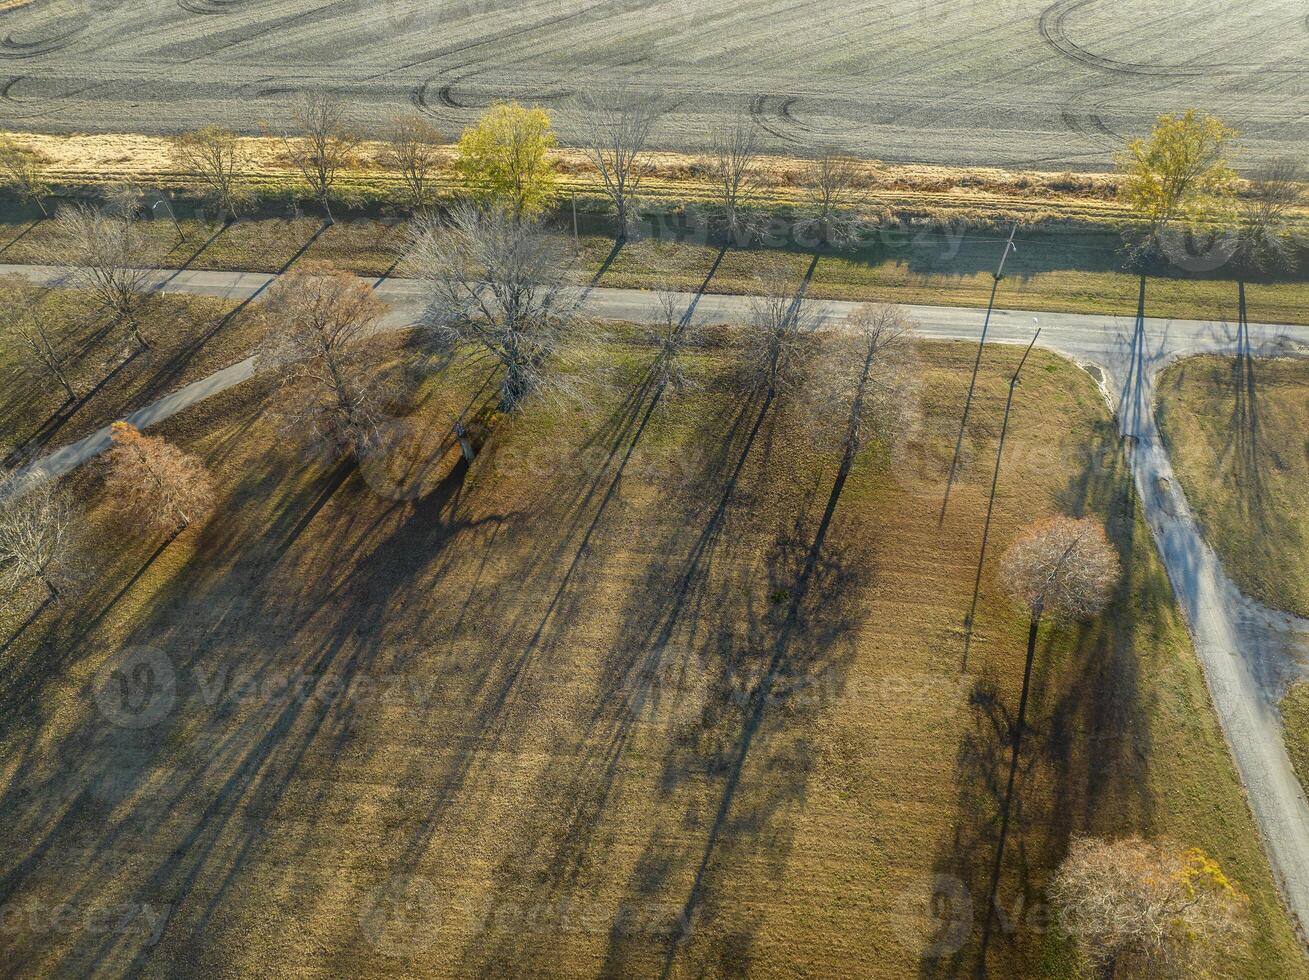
[454,102,557,218]
[1117,109,1238,250]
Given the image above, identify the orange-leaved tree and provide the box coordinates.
[103,421,216,534]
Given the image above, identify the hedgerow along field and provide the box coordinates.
[0,321,1303,977]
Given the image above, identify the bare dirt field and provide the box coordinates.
[0,0,1305,167]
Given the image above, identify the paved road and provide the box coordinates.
[7,261,1309,948]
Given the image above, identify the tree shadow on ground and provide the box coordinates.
[918,422,1159,978]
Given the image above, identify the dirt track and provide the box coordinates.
[0,0,1304,167]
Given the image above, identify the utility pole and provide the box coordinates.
[962,317,1039,671]
[939,223,1019,525]
[572,190,579,246]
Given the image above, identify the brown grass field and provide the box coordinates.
[0,320,1304,976]
[1156,351,1309,807]
[1156,354,1309,620]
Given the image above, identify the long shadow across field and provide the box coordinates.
[918,422,1158,977]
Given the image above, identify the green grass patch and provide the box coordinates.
[1,205,1307,325]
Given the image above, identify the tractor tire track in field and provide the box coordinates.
[0,0,1305,167]
[1038,0,1299,77]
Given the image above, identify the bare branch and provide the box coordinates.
[809,303,917,458]
[1232,156,1304,274]
[573,85,665,239]
[257,262,394,459]
[0,471,81,605]
[1051,836,1250,978]
[737,258,821,399]
[1000,515,1119,622]
[404,203,594,413]
[284,91,363,223]
[0,136,51,216]
[797,147,873,248]
[379,114,444,214]
[0,276,78,401]
[705,112,764,244]
[171,127,252,218]
[35,203,154,349]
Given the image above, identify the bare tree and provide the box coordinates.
[1051,836,1249,978]
[1001,515,1120,626]
[574,86,665,240]
[0,135,52,217]
[257,263,394,458]
[170,127,251,219]
[38,203,154,350]
[0,276,77,402]
[0,473,79,604]
[285,91,362,223]
[379,113,444,214]
[103,422,216,534]
[797,147,871,248]
[705,112,763,244]
[737,259,821,399]
[404,203,588,412]
[1232,157,1303,275]
[812,303,917,459]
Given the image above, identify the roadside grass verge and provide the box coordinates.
[1286,684,1309,793]
[2,210,1306,326]
[0,332,1302,977]
[1156,351,1309,807]
[1156,354,1309,619]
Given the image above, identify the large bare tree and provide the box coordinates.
[797,147,872,249]
[0,277,77,402]
[103,422,216,534]
[38,202,154,350]
[574,86,665,240]
[1001,515,1120,627]
[737,260,821,399]
[0,473,79,604]
[170,126,251,219]
[0,135,51,217]
[285,91,362,223]
[257,263,393,458]
[1051,836,1249,978]
[379,113,444,214]
[404,203,588,412]
[705,112,763,244]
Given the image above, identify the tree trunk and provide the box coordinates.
[54,367,76,402]
[500,361,528,413]
[41,573,60,602]
[128,314,151,351]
